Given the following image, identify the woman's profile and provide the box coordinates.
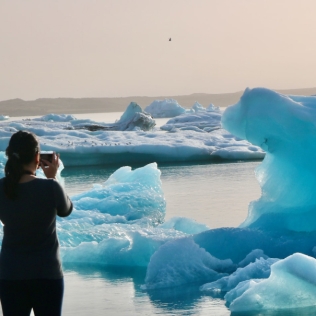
[0,130,73,316]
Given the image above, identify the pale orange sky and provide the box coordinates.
[0,0,315,101]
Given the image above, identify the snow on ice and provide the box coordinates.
[0,101,263,166]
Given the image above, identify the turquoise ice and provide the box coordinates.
[144,88,316,312]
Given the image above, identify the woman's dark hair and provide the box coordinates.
[4,131,39,199]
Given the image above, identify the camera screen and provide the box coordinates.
[40,152,53,165]
[40,154,53,162]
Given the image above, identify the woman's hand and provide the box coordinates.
[40,152,59,180]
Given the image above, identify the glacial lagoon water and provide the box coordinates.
[63,161,261,229]
[58,161,260,316]
[58,161,316,316]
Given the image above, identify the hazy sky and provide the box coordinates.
[1,0,316,100]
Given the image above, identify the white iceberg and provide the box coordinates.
[144,99,186,118]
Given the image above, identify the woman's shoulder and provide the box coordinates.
[36,178,65,192]
[34,177,58,184]
[27,177,60,189]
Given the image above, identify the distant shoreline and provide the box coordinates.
[1,88,316,117]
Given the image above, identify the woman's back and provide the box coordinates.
[0,178,72,280]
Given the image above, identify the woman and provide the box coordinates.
[0,131,73,316]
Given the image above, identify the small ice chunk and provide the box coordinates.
[143,237,233,290]
[144,99,186,118]
[200,257,278,293]
[228,253,316,312]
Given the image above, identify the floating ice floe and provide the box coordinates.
[207,103,221,112]
[0,115,9,121]
[144,98,221,119]
[227,253,316,312]
[142,238,234,290]
[161,110,222,133]
[34,114,77,122]
[191,101,206,113]
[0,102,264,166]
[190,101,220,113]
[200,256,278,293]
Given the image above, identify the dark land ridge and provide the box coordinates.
[1,87,316,117]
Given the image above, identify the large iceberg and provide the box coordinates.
[142,88,316,313]
[222,88,316,232]
[113,102,156,131]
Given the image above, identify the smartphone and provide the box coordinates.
[40,151,54,166]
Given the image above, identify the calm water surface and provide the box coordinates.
[63,161,261,229]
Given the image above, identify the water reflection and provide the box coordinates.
[62,262,316,316]
[147,285,227,315]
[61,160,261,228]
[62,263,231,316]
[231,306,316,316]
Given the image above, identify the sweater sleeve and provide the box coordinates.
[52,180,73,217]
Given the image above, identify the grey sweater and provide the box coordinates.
[0,178,73,280]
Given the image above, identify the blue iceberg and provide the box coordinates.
[143,88,316,312]
[222,87,316,232]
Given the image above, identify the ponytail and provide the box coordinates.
[4,131,39,200]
